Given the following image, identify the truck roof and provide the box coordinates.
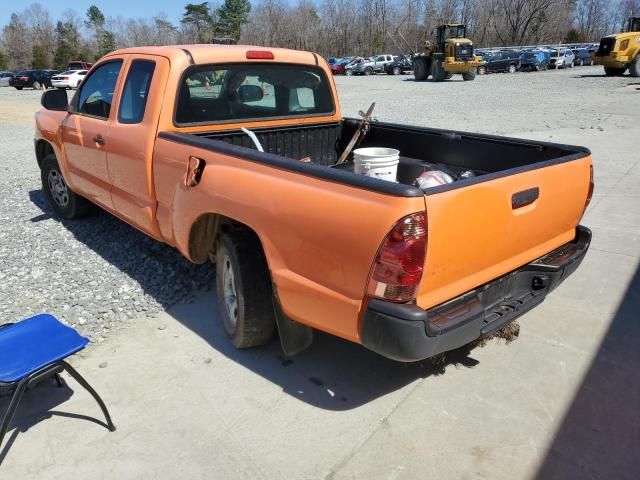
[105,44,321,67]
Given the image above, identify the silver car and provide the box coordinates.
[347,54,395,75]
[549,49,575,69]
[0,71,14,87]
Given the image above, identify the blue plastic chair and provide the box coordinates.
[0,314,115,449]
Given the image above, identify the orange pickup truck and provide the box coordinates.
[34,45,593,362]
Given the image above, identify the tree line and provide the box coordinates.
[1,0,639,71]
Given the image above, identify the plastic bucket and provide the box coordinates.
[353,147,400,182]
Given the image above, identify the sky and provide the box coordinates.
[0,1,191,28]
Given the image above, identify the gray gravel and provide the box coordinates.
[0,110,214,340]
[0,64,636,341]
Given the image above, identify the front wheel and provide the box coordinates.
[578,59,584,67]
[477,65,487,75]
[364,67,373,76]
[604,66,627,76]
[32,81,41,90]
[41,154,92,219]
[629,56,640,77]
[392,66,401,75]
[216,230,276,349]
[413,58,430,81]
[462,71,476,81]
[345,69,353,76]
[507,64,517,73]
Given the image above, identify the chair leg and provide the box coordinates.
[59,361,116,432]
[0,378,29,449]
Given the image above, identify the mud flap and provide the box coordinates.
[272,289,313,356]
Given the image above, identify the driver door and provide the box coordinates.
[62,58,125,210]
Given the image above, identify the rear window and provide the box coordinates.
[175,63,334,125]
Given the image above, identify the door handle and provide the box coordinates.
[93,135,105,146]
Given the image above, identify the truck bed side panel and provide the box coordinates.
[153,135,426,342]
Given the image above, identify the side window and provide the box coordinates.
[375,56,385,62]
[118,60,156,124]
[77,60,122,119]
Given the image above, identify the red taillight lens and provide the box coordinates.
[62,77,68,80]
[20,76,29,81]
[246,50,274,60]
[367,212,427,303]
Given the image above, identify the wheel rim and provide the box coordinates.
[222,256,238,328]
[393,67,400,75]
[47,169,69,207]
[33,81,40,90]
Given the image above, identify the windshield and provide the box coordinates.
[549,50,559,56]
[176,63,334,125]
[442,25,466,39]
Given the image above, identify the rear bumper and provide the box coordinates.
[360,226,591,362]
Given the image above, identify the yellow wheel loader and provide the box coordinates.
[413,24,482,82]
[593,17,640,77]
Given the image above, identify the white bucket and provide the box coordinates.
[353,147,400,182]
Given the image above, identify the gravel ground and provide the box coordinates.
[0,64,636,341]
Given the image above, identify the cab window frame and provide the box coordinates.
[69,59,123,121]
[173,62,336,128]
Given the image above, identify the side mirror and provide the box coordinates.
[237,84,263,103]
[41,89,68,111]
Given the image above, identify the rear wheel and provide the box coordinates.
[345,69,353,76]
[364,67,374,76]
[413,57,430,81]
[462,71,476,81]
[604,66,627,76]
[392,66,401,75]
[216,230,276,348]
[32,81,41,90]
[507,64,517,73]
[629,56,640,77]
[41,154,92,219]
[477,65,487,75]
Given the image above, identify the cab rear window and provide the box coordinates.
[175,63,334,125]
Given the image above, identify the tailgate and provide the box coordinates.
[416,154,592,310]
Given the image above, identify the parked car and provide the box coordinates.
[549,49,575,68]
[344,57,369,75]
[477,50,521,74]
[519,51,549,71]
[51,70,88,89]
[9,69,59,90]
[327,57,337,65]
[66,61,92,71]
[330,57,354,75]
[348,54,395,75]
[572,48,593,66]
[35,44,593,363]
[0,71,14,87]
[384,55,413,75]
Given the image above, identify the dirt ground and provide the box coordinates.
[0,66,638,479]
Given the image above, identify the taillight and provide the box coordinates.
[62,76,68,80]
[246,50,274,60]
[367,212,427,303]
[583,164,594,215]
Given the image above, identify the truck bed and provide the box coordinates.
[191,119,589,193]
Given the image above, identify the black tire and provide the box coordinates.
[32,81,41,90]
[413,57,429,81]
[15,87,23,90]
[431,60,447,81]
[392,66,401,75]
[629,56,640,77]
[216,230,276,349]
[507,64,517,74]
[41,154,92,219]
[345,69,353,76]
[462,71,476,81]
[604,66,627,76]
[477,65,487,75]
[364,67,373,76]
